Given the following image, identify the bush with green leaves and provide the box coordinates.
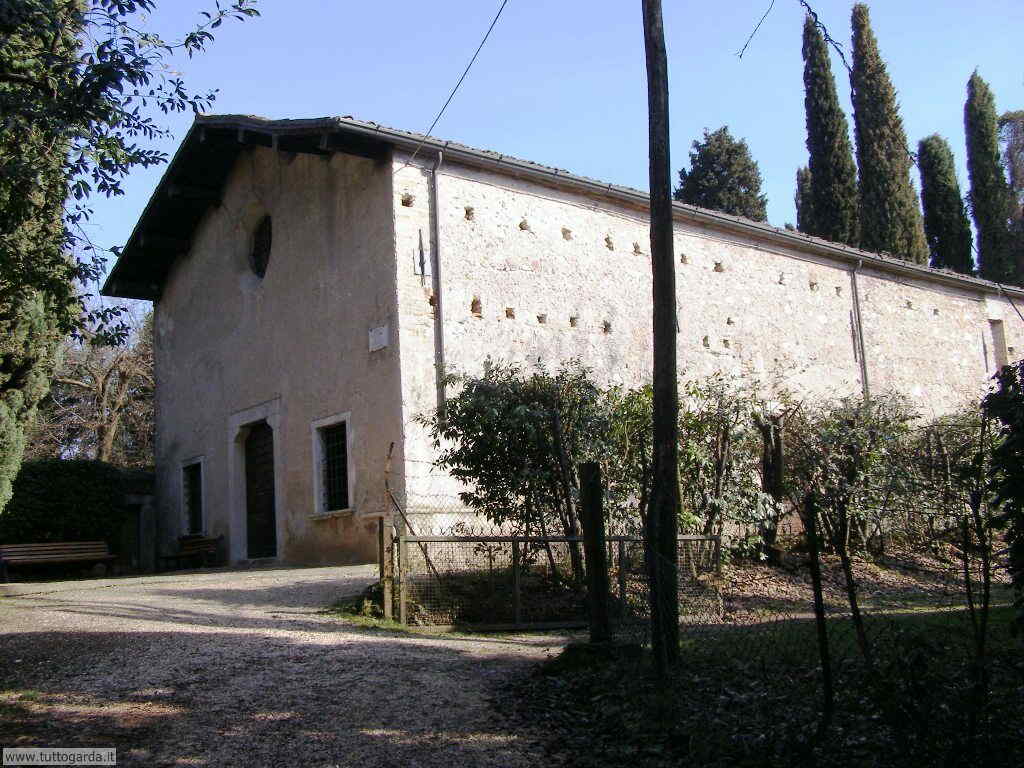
[0,458,130,546]
[786,393,919,551]
[785,393,918,662]
[676,375,774,555]
[421,361,775,559]
[422,360,612,581]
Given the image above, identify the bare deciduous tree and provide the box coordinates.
[27,314,154,468]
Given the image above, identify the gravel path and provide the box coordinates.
[0,567,565,767]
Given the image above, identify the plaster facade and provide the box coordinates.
[147,133,1023,566]
[154,147,399,564]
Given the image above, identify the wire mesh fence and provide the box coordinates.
[380,501,1009,645]
[380,504,723,631]
[388,532,723,630]
[378,485,1011,683]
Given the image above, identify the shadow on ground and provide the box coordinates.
[0,627,544,768]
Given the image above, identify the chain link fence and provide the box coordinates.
[379,501,722,631]
[377,484,1011,683]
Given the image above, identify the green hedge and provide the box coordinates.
[0,459,129,546]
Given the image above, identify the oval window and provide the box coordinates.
[249,215,272,278]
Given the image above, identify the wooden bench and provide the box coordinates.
[0,541,115,582]
[160,534,223,571]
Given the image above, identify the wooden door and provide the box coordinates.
[245,421,277,558]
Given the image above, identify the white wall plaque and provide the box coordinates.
[368,324,389,352]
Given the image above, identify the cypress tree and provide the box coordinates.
[795,167,815,234]
[917,135,974,274]
[850,4,928,263]
[1000,111,1024,219]
[675,126,768,221]
[965,73,1016,283]
[998,112,1024,282]
[801,15,859,245]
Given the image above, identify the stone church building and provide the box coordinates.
[103,114,1024,566]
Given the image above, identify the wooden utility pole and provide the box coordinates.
[642,0,680,672]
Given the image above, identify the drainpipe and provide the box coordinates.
[429,151,447,422]
[850,259,871,399]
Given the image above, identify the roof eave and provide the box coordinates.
[101,113,1024,303]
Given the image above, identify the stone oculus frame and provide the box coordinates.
[227,398,285,564]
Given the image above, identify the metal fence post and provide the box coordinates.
[579,462,611,644]
[381,520,394,620]
[399,529,409,625]
[378,518,385,583]
[617,538,628,619]
[512,540,522,626]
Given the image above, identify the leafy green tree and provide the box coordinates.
[0,1,258,513]
[795,166,815,234]
[917,135,974,274]
[966,73,1016,283]
[674,126,768,221]
[801,14,859,245]
[849,4,928,263]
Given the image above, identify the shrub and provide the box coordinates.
[421,360,774,554]
[984,360,1024,634]
[0,459,130,546]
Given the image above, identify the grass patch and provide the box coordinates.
[505,605,1024,768]
[319,584,413,634]
[321,586,495,638]
[320,602,410,632]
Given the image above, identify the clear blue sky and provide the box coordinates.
[87,0,1023,280]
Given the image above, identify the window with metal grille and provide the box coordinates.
[183,462,203,534]
[320,423,349,511]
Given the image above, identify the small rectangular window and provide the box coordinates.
[321,422,349,512]
[183,462,203,534]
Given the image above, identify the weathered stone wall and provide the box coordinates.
[152,142,1024,562]
[391,152,1024,509]
[154,147,400,565]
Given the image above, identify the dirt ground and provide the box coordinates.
[721,546,1011,622]
[0,566,566,768]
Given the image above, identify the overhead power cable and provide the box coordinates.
[405,0,511,167]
